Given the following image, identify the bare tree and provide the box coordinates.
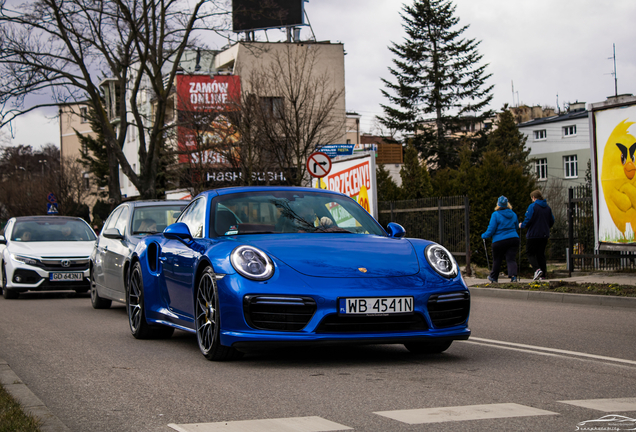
[0,0,228,202]
[235,43,346,186]
[0,145,90,218]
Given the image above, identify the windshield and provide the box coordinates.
[212,191,385,237]
[132,205,186,234]
[11,219,96,242]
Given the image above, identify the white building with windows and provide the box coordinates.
[518,102,590,186]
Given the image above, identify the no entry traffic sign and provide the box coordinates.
[306,151,332,178]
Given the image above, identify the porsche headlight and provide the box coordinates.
[425,244,458,278]
[10,253,39,266]
[230,246,274,281]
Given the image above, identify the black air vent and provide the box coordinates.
[427,291,470,328]
[316,313,427,333]
[243,295,317,331]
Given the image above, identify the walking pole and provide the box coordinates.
[482,238,490,273]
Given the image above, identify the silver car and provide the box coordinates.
[90,200,188,308]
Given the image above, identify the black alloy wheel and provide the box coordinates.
[90,270,111,309]
[195,267,242,361]
[1,261,18,299]
[127,261,173,339]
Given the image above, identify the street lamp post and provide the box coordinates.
[39,159,47,176]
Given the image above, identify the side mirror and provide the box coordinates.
[387,222,406,238]
[0,235,6,245]
[102,228,124,240]
[164,222,193,242]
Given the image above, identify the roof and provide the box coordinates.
[122,200,190,208]
[12,216,84,222]
[518,109,588,128]
[198,186,345,198]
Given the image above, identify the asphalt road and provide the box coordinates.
[1,291,635,432]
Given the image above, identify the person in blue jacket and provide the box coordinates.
[482,196,520,283]
[519,189,554,281]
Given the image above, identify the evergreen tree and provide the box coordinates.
[378,0,493,171]
[399,143,433,199]
[487,105,530,168]
[77,105,120,201]
[376,164,401,202]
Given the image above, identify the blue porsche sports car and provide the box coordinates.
[127,186,470,360]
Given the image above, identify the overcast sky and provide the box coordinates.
[4,0,636,147]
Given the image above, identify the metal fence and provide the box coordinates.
[567,185,636,273]
[378,196,471,273]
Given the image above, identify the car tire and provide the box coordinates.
[1,261,18,299]
[404,340,453,354]
[195,266,243,361]
[127,262,174,339]
[90,271,111,309]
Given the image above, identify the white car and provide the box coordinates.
[0,216,97,299]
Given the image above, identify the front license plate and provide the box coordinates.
[339,297,414,315]
[49,272,83,282]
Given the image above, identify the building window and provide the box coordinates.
[563,125,576,137]
[81,142,88,155]
[533,130,546,140]
[535,158,548,181]
[260,97,284,119]
[564,155,578,178]
[80,107,89,123]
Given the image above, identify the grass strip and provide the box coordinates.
[0,382,41,432]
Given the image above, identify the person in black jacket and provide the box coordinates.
[519,189,554,280]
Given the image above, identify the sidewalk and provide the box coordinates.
[464,272,636,309]
[464,272,636,287]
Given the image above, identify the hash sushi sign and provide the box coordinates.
[313,153,378,219]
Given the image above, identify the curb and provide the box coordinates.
[470,287,636,309]
[0,357,70,432]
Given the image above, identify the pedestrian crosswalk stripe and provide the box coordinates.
[559,397,636,412]
[374,403,558,424]
[168,416,353,432]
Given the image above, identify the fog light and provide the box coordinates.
[15,276,22,283]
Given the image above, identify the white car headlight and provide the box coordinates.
[425,244,458,278]
[10,253,39,266]
[230,246,274,281]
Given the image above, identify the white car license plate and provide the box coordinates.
[49,272,83,282]
[339,297,414,315]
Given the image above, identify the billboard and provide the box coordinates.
[232,0,304,32]
[176,75,241,164]
[590,96,636,249]
[313,153,378,219]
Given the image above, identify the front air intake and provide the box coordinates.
[427,291,470,328]
[316,313,427,333]
[243,295,317,331]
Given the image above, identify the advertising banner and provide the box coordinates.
[313,153,378,219]
[591,99,636,248]
[318,144,355,158]
[176,75,241,164]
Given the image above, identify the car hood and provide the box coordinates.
[8,241,95,258]
[238,234,420,278]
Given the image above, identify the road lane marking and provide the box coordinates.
[168,416,352,432]
[374,403,557,424]
[464,337,636,366]
[559,397,636,412]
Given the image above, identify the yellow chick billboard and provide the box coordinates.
[312,153,378,220]
[593,101,636,246]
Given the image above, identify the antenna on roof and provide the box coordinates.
[609,43,618,97]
